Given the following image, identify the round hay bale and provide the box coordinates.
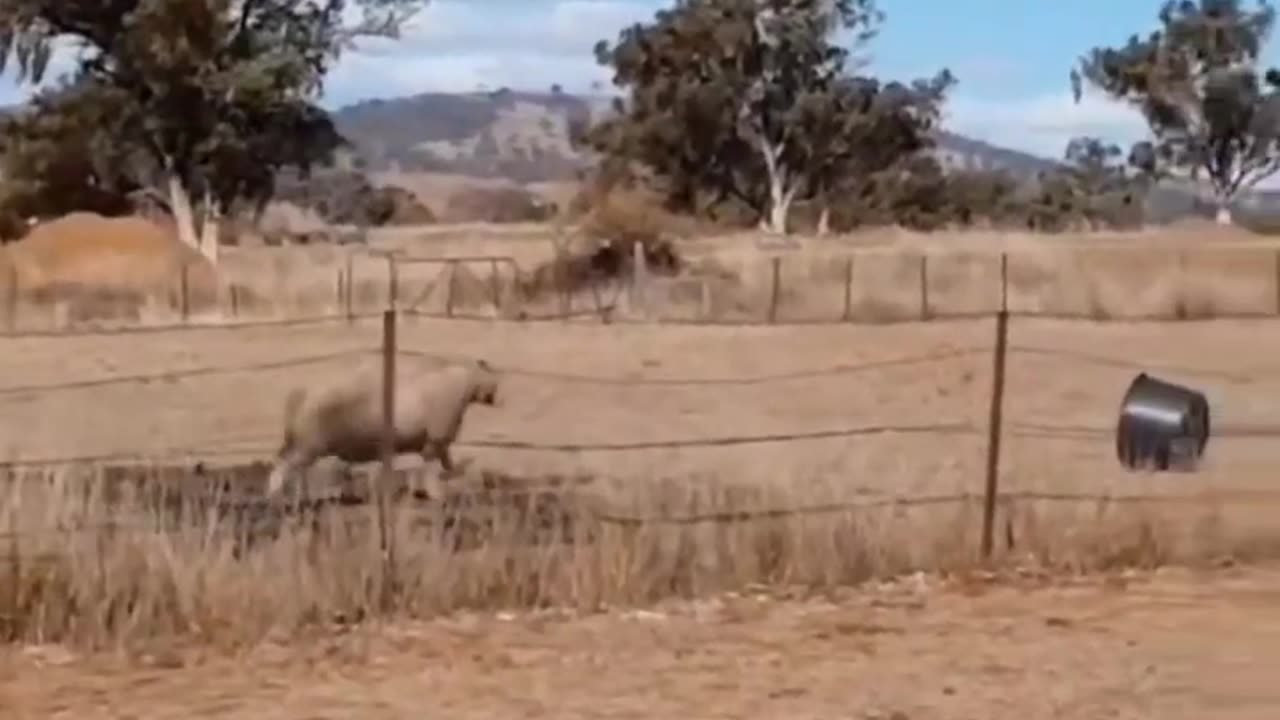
[1,212,219,320]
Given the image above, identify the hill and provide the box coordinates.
[331,89,1280,223]
[331,89,1066,184]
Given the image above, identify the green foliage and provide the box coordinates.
[0,82,139,237]
[0,0,423,244]
[581,0,951,232]
[1072,0,1280,215]
[1016,137,1152,231]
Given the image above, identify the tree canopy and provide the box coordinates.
[581,0,955,234]
[1072,0,1280,224]
[0,0,424,259]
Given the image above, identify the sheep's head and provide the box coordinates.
[469,359,500,406]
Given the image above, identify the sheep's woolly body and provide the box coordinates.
[267,360,499,496]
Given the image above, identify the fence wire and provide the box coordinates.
[1,303,1277,545]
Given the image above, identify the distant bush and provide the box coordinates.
[274,170,435,226]
[443,186,556,223]
[577,187,691,254]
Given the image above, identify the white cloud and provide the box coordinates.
[323,0,652,103]
[943,89,1150,160]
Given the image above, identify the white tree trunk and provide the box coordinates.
[166,174,200,251]
[1213,186,1234,226]
[756,136,797,235]
[198,189,221,265]
[758,172,800,234]
[817,205,831,236]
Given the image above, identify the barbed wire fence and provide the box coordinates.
[3,246,1280,568]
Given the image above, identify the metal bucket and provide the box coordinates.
[1115,372,1210,472]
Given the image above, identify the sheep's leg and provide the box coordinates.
[266,454,302,498]
[422,441,462,480]
[436,443,457,478]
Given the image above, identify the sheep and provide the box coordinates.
[265,358,500,498]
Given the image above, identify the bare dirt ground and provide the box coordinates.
[5,563,1280,719]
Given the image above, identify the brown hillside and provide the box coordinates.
[0,213,219,322]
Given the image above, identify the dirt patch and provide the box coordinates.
[4,563,1280,719]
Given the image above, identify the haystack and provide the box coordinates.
[0,212,219,320]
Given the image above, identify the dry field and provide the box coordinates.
[4,225,1280,671]
[183,221,1280,326]
[1,312,1278,498]
[11,220,1280,328]
[6,563,1280,719]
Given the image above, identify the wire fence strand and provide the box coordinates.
[399,346,989,385]
[0,348,378,398]
[0,311,385,340]
[7,487,1280,542]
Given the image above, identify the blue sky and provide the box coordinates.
[4,1,1280,160]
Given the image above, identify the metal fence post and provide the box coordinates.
[378,308,398,607]
[980,253,1010,559]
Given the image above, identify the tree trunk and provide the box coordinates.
[817,205,831,236]
[1212,185,1234,226]
[198,189,221,265]
[755,135,796,235]
[759,175,798,234]
[166,174,201,252]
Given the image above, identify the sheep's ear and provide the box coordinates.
[476,358,493,371]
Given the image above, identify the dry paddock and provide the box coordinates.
[0,313,1277,497]
[5,563,1280,719]
[1,312,1279,563]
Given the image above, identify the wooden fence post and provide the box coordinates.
[841,256,854,321]
[919,254,930,320]
[445,260,457,318]
[6,264,18,331]
[378,308,398,608]
[999,251,1009,314]
[768,257,781,323]
[1264,248,1274,312]
[179,263,190,323]
[1175,249,1188,320]
[345,254,355,323]
[980,253,1010,559]
[489,258,501,314]
[385,255,399,311]
[335,268,344,319]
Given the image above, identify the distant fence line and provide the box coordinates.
[11,246,1280,336]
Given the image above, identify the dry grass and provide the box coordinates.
[2,461,1271,651]
[1,311,1280,648]
[5,222,1280,652]
[9,221,1280,332]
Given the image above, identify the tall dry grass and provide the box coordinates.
[0,464,1268,650]
[9,225,1280,332]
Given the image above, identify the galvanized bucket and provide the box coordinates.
[1115,372,1210,472]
